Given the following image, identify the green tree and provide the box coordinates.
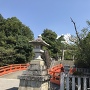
[0,14,34,66]
[75,31,90,68]
[41,29,58,59]
[71,19,90,68]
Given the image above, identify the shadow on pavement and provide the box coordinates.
[6,87,18,90]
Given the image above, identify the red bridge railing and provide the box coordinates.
[48,64,64,85]
[0,63,29,76]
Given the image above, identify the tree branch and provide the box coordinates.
[70,17,81,42]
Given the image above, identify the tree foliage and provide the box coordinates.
[42,29,58,59]
[71,19,90,68]
[75,30,90,68]
[42,29,66,60]
[0,14,34,66]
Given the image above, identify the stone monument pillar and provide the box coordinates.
[18,35,50,90]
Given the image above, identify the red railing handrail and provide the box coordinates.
[48,64,64,85]
[0,63,62,85]
[0,63,61,85]
[0,63,29,76]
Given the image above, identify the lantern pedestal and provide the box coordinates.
[18,35,50,90]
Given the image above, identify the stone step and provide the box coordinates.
[61,60,74,67]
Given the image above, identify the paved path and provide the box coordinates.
[0,70,60,90]
[0,78,19,90]
[0,70,23,90]
[0,70,23,79]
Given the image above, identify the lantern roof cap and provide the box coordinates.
[29,35,49,46]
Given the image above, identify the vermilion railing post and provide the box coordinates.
[3,67,6,75]
[20,64,21,70]
[10,65,12,72]
[14,64,17,71]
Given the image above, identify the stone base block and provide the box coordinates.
[23,70,47,75]
[18,75,50,81]
[18,80,49,90]
[30,60,45,65]
[27,64,47,71]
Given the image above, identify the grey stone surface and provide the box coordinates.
[61,60,74,67]
[0,78,19,90]
[19,81,49,90]
[18,75,50,81]
[27,64,47,70]
[23,70,48,76]
[18,60,50,90]
[30,60,45,65]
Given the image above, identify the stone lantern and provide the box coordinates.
[29,35,49,60]
[18,35,50,90]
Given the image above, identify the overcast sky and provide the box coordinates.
[0,0,90,38]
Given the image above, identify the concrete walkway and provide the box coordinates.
[0,70,23,90]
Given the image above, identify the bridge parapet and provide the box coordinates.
[0,64,29,76]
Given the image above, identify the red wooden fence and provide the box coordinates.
[0,63,29,76]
